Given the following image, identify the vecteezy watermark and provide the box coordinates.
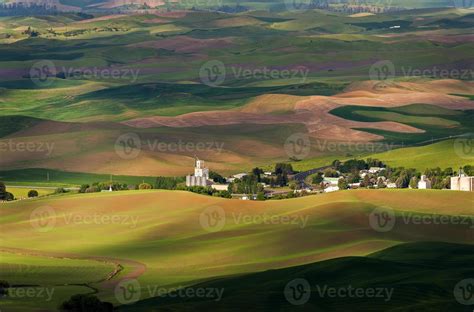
[60,66,140,83]
[284,133,311,160]
[114,133,225,160]
[314,140,397,154]
[62,213,139,229]
[147,285,224,301]
[284,278,311,305]
[369,207,396,232]
[199,60,226,87]
[400,66,473,80]
[30,206,57,233]
[2,287,55,302]
[115,279,141,305]
[0,140,55,156]
[199,60,309,87]
[315,284,394,302]
[30,206,140,231]
[199,206,309,232]
[115,133,142,160]
[453,278,474,305]
[369,60,396,83]
[369,207,474,232]
[284,278,394,306]
[29,60,140,86]
[199,206,226,232]
[369,60,473,82]
[114,278,224,305]
[454,133,474,160]
[232,212,309,229]
[30,60,57,87]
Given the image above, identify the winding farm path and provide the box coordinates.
[0,247,147,289]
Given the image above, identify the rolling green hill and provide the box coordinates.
[121,242,474,311]
[0,189,472,310]
[365,139,474,171]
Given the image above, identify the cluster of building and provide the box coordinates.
[186,159,474,197]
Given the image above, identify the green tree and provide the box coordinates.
[275,163,293,175]
[338,178,349,190]
[409,176,418,189]
[289,181,298,190]
[209,171,226,184]
[395,172,410,188]
[54,187,67,194]
[155,177,181,189]
[79,184,90,193]
[28,190,39,198]
[139,183,153,190]
[0,182,6,200]
[312,172,324,184]
[463,165,473,176]
[323,168,339,177]
[0,280,9,296]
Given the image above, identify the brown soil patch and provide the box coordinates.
[122,79,474,141]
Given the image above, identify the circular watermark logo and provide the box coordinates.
[369,206,396,232]
[453,278,474,305]
[452,0,474,11]
[199,206,226,232]
[115,133,142,160]
[30,206,56,232]
[30,60,57,87]
[284,133,311,160]
[454,134,474,160]
[284,0,312,11]
[115,279,141,305]
[199,60,226,87]
[369,60,395,83]
[284,278,311,305]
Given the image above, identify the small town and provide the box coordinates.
[3,157,471,203]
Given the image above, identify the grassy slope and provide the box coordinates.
[121,242,474,312]
[367,139,474,170]
[0,168,157,187]
[7,186,55,198]
[0,189,472,310]
[291,138,474,172]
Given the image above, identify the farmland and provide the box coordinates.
[1,189,473,310]
[0,4,473,312]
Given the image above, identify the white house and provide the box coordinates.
[323,177,340,186]
[324,186,339,193]
[418,175,432,189]
[211,184,228,191]
[368,167,383,174]
[186,158,211,187]
[232,173,248,180]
